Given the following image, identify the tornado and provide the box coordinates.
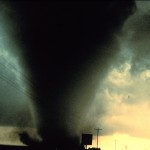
[7,1,136,149]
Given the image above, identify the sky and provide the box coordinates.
[86,1,150,150]
[0,1,150,150]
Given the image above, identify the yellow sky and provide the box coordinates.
[90,133,150,150]
[87,62,150,150]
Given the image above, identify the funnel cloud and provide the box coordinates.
[9,1,135,148]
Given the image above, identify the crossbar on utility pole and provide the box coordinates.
[94,128,102,149]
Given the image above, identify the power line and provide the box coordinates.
[0,61,38,99]
[0,61,36,90]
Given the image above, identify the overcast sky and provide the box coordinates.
[86,1,150,150]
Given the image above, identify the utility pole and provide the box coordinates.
[94,128,102,149]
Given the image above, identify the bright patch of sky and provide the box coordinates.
[87,1,150,150]
[88,52,150,150]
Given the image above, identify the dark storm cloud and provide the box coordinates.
[120,3,150,75]
[0,1,37,129]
